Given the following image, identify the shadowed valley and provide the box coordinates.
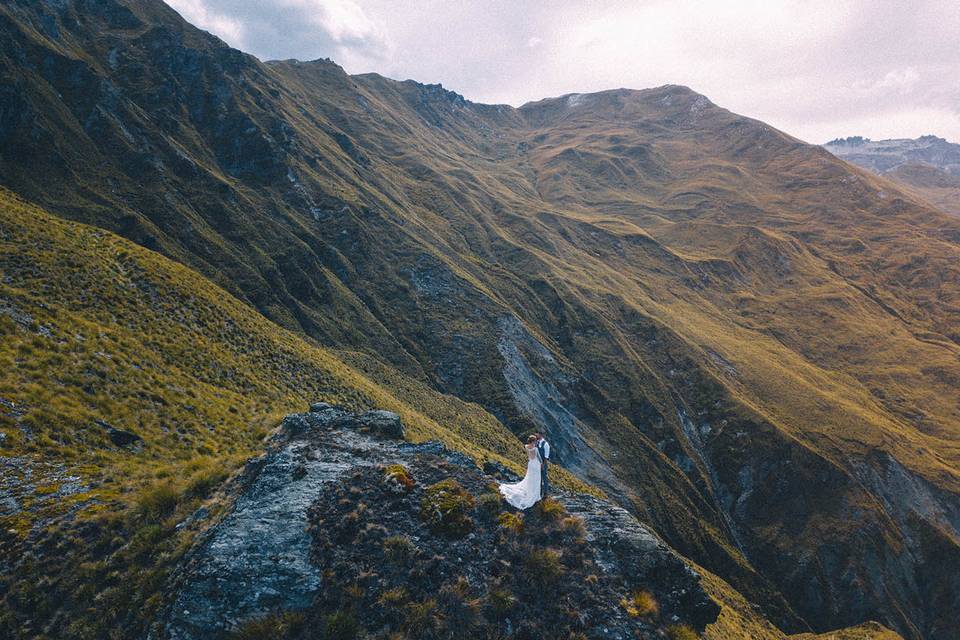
[1,1,959,638]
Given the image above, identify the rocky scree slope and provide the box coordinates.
[157,403,719,640]
[2,1,960,638]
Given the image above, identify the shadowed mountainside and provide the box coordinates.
[1,1,959,638]
[0,190,897,640]
[0,187,597,637]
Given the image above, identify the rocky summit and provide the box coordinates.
[158,404,718,640]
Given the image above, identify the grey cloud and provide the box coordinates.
[165,0,960,143]
[168,0,390,64]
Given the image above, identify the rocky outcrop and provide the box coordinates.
[95,419,144,450]
[824,136,960,176]
[157,405,719,639]
[159,405,423,639]
[559,493,720,629]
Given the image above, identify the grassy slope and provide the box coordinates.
[0,187,796,640]
[11,0,957,490]
[516,90,960,488]
[1,2,958,635]
[0,186,593,530]
[791,622,905,640]
[0,189,896,640]
[884,164,960,217]
[699,569,902,640]
[0,186,594,636]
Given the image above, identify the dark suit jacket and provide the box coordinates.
[536,440,550,496]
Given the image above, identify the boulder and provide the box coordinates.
[95,419,144,450]
[356,409,404,439]
[483,460,520,482]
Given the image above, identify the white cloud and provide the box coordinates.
[853,68,921,95]
[165,0,390,66]
[166,0,246,44]
[278,0,383,47]
[162,0,960,143]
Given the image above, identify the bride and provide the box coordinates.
[498,435,542,509]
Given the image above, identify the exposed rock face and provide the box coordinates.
[824,136,960,175]
[823,135,960,216]
[496,315,592,472]
[157,405,718,639]
[559,493,720,629]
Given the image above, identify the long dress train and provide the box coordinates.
[498,444,542,510]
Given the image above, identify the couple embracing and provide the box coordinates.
[498,433,551,510]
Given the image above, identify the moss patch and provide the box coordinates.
[420,479,476,537]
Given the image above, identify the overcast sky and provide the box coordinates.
[165,0,960,144]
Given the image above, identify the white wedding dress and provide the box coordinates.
[498,444,542,509]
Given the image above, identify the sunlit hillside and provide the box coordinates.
[1,1,958,637]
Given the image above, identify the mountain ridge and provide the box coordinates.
[1,1,959,638]
[0,187,898,640]
[823,135,960,216]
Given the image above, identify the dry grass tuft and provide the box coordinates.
[621,589,659,619]
[666,623,699,640]
[420,479,476,537]
[497,511,524,535]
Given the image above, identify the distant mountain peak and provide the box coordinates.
[826,135,871,146]
[824,134,960,215]
[823,133,960,174]
[824,133,955,149]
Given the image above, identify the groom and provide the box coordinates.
[535,433,551,498]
